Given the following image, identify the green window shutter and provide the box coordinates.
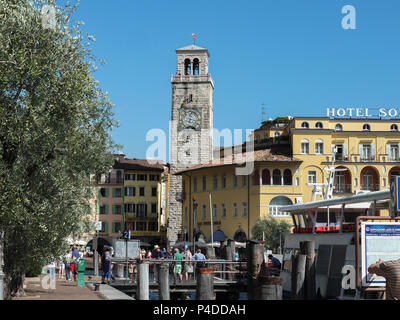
[105,188,109,198]
[121,205,125,214]
[112,188,116,197]
[112,222,115,233]
[96,203,100,214]
[104,204,108,214]
[104,222,108,233]
[112,205,115,215]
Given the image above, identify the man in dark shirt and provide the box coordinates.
[268,254,281,276]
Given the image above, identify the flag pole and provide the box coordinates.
[209,193,213,243]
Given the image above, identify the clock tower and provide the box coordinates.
[167,43,214,247]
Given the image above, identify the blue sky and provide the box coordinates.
[71,0,400,161]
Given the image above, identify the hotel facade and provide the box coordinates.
[177,116,400,243]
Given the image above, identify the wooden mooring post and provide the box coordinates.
[158,263,170,300]
[258,275,283,300]
[300,240,316,300]
[137,262,149,300]
[196,268,214,300]
[224,239,235,281]
[246,240,264,300]
[291,254,306,300]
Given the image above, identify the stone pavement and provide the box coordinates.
[11,276,103,300]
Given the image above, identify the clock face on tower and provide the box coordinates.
[178,107,202,131]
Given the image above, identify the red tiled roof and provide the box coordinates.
[175,149,301,175]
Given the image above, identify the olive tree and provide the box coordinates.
[251,217,291,253]
[0,0,118,297]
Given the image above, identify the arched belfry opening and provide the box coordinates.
[184,58,191,75]
[193,58,199,75]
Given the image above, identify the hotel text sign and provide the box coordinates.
[327,107,400,118]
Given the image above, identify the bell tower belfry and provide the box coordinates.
[167,41,214,247]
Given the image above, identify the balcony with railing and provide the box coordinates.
[360,184,380,191]
[333,184,352,194]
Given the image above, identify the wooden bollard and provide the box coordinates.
[258,276,283,300]
[224,239,235,281]
[300,240,316,300]
[137,262,149,300]
[158,263,170,300]
[291,254,306,300]
[246,241,264,300]
[196,268,214,300]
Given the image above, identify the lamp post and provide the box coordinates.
[0,231,4,300]
[192,196,198,257]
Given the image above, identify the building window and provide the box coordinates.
[99,205,108,215]
[149,174,160,181]
[273,169,282,185]
[383,178,387,187]
[193,58,199,75]
[315,141,324,155]
[363,124,371,131]
[283,169,292,185]
[202,205,206,220]
[137,174,147,181]
[274,131,280,138]
[233,203,238,218]
[116,171,123,183]
[301,122,309,129]
[242,175,247,187]
[193,178,197,192]
[296,177,300,186]
[125,174,135,181]
[308,171,317,184]
[315,122,323,129]
[148,222,158,231]
[390,124,399,131]
[114,188,122,197]
[100,222,107,233]
[255,135,260,143]
[100,188,107,197]
[151,187,157,197]
[389,144,399,162]
[125,187,135,196]
[262,169,271,185]
[242,202,248,217]
[212,204,217,218]
[354,178,358,187]
[253,169,260,186]
[136,222,146,231]
[139,187,145,196]
[124,203,135,213]
[151,203,157,214]
[233,174,238,187]
[113,222,122,234]
[213,175,218,190]
[335,124,343,131]
[221,174,226,188]
[184,58,191,75]
[221,204,226,218]
[361,144,371,160]
[301,140,309,154]
[202,176,207,191]
[114,205,122,214]
[137,204,147,218]
[104,173,111,184]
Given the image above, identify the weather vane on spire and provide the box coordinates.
[192,33,196,45]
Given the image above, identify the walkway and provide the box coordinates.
[12,277,102,300]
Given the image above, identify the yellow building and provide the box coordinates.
[178,116,400,243]
[115,156,167,246]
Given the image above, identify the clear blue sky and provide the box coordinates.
[71,0,400,161]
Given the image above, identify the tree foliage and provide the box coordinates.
[0,0,118,297]
[251,217,291,252]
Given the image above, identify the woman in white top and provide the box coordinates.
[58,256,65,280]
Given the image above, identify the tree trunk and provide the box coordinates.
[5,270,25,298]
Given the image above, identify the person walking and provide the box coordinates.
[193,248,206,270]
[64,251,73,282]
[102,247,112,285]
[368,259,400,300]
[47,259,56,283]
[57,255,65,280]
[173,248,183,284]
[183,247,193,281]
